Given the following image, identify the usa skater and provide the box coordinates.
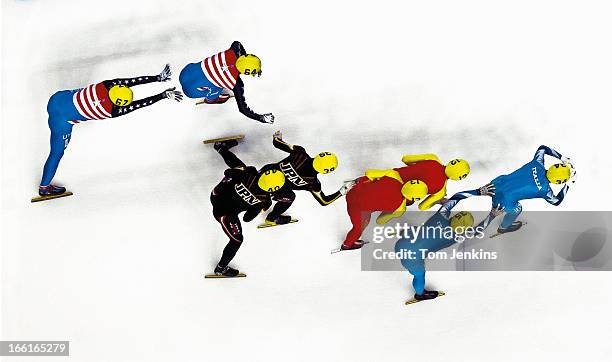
[179,40,274,124]
[38,64,183,198]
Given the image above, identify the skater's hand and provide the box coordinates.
[260,113,275,124]
[490,204,505,216]
[561,156,577,182]
[158,64,172,82]
[479,183,496,196]
[273,130,282,140]
[437,197,449,205]
[164,87,183,102]
[340,179,358,195]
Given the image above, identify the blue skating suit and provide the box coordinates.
[395,191,497,295]
[490,145,569,229]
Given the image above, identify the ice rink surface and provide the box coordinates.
[2,0,612,361]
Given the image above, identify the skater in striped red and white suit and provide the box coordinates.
[179,40,275,124]
[38,64,183,196]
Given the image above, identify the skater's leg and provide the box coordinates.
[410,270,426,295]
[342,206,372,248]
[216,148,246,169]
[500,202,522,229]
[266,190,296,222]
[215,214,244,268]
[40,117,73,186]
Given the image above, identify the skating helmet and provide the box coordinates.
[401,179,428,202]
[109,85,133,106]
[312,152,338,174]
[450,211,475,232]
[445,159,470,181]
[546,163,571,184]
[258,169,286,192]
[236,54,262,77]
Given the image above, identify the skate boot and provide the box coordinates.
[341,239,367,251]
[264,215,293,226]
[203,90,232,104]
[213,139,239,152]
[214,264,240,277]
[38,184,67,196]
[496,221,523,235]
[414,290,441,301]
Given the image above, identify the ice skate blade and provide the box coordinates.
[405,292,445,305]
[31,192,73,203]
[204,273,247,279]
[257,219,299,229]
[203,135,244,144]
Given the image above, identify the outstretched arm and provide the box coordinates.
[272,131,295,153]
[545,184,569,206]
[233,77,265,122]
[112,87,182,118]
[401,153,442,165]
[310,190,342,206]
[418,184,447,211]
[103,64,173,88]
[438,188,486,219]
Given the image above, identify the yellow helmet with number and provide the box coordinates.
[236,54,262,77]
[258,169,286,192]
[546,163,571,184]
[450,211,475,232]
[312,152,338,174]
[401,179,428,202]
[445,159,470,181]
[108,85,133,107]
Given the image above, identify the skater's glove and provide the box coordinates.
[479,183,496,196]
[491,204,505,216]
[164,87,183,102]
[561,157,577,182]
[158,64,172,82]
[340,179,358,196]
[260,113,275,124]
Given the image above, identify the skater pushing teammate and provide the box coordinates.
[339,153,471,251]
[208,139,286,277]
[179,41,275,124]
[258,131,353,227]
[395,190,503,304]
[35,64,183,201]
[474,145,575,236]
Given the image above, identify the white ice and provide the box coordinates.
[2,0,611,361]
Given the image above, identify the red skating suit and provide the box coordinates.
[341,160,449,248]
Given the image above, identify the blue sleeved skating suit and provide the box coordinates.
[490,145,569,228]
[395,191,497,294]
